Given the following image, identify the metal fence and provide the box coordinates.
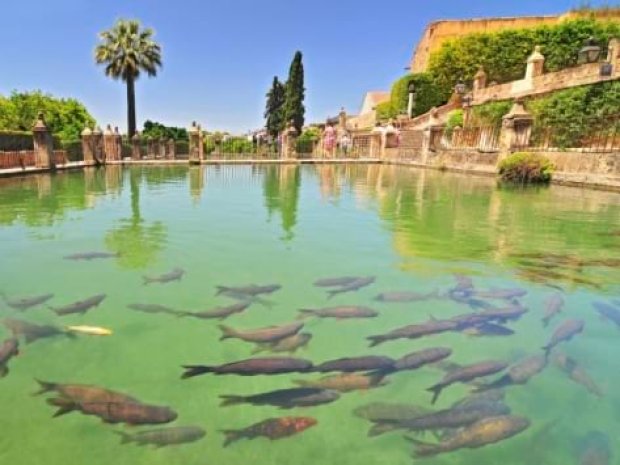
[0,150,68,169]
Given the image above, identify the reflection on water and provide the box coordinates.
[0,164,619,465]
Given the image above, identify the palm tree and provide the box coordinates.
[95,19,162,137]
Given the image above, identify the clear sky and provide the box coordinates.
[0,0,609,133]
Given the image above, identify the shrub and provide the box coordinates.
[386,73,448,119]
[498,152,554,184]
[471,101,512,126]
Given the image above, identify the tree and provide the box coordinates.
[95,19,162,137]
[283,51,305,133]
[142,120,188,140]
[264,77,285,139]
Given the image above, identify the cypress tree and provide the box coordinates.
[284,51,305,133]
[264,76,285,139]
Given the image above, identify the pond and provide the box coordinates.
[0,164,619,465]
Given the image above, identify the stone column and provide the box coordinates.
[32,112,55,169]
[499,99,534,154]
[167,138,176,160]
[103,124,116,161]
[421,108,444,163]
[92,126,104,164]
[281,122,298,159]
[525,46,545,80]
[114,127,123,160]
[473,67,487,93]
[131,133,142,160]
[338,108,347,131]
[159,138,167,159]
[81,127,94,164]
[607,38,620,77]
[188,122,202,164]
[146,136,154,159]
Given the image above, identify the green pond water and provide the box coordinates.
[0,164,619,465]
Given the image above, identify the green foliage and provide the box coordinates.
[298,127,320,143]
[283,51,306,133]
[265,76,286,138]
[375,101,397,121]
[498,152,554,184]
[0,91,95,141]
[471,101,512,126]
[59,140,83,161]
[219,137,254,154]
[142,120,188,141]
[446,110,464,131]
[390,73,447,117]
[428,18,620,94]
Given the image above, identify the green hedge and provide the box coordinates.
[499,152,553,184]
[379,73,447,120]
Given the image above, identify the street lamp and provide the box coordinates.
[578,36,602,65]
[454,78,467,96]
[407,80,417,118]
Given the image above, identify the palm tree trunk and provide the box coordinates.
[126,76,137,138]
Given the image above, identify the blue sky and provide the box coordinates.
[0,0,607,133]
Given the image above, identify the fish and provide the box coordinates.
[314,277,363,288]
[294,373,388,392]
[252,333,312,354]
[1,293,54,311]
[592,302,620,330]
[314,356,395,373]
[142,268,185,285]
[374,291,438,303]
[49,294,106,316]
[34,380,140,405]
[3,318,70,344]
[475,303,529,323]
[181,357,313,378]
[63,252,119,261]
[475,355,547,391]
[220,387,340,409]
[368,319,459,347]
[47,398,177,425]
[222,417,317,447]
[450,389,506,410]
[216,284,281,296]
[297,306,378,319]
[0,338,19,377]
[127,303,183,316]
[426,360,508,404]
[475,288,527,300]
[407,415,530,458]
[577,431,611,465]
[115,426,206,448]
[218,321,304,343]
[217,290,274,307]
[462,322,515,337]
[326,277,376,298]
[542,294,564,327]
[553,352,603,398]
[65,326,112,336]
[353,402,431,423]
[542,319,585,358]
[392,347,453,372]
[180,302,251,320]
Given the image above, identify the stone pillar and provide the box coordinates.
[158,138,166,159]
[525,46,545,80]
[131,133,142,160]
[92,126,104,164]
[81,127,94,164]
[103,124,116,161]
[114,127,123,160]
[499,99,534,154]
[32,112,55,169]
[146,136,154,159]
[608,38,620,77]
[473,67,488,92]
[188,122,202,164]
[281,122,298,159]
[421,108,444,163]
[338,108,347,131]
[167,138,176,160]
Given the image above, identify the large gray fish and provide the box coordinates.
[298,306,378,319]
[115,426,206,448]
[142,268,185,285]
[47,398,177,425]
[327,277,376,298]
[408,415,530,458]
[368,319,460,347]
[475,355,547,391]
[542,319,585,358]
[127,303,183,317]
[180,302,251,320]
[0,338,19,377]
[3,318,70,344]
[220,387,340,409]
[63,252,119,261]
[592,302,620,330]
[553,352,603,398]
[218,321,304,343]
[542,294,565,327]
[353,402,431,423]
[427,360,508,404]
[1,292,54,311]
[314,277,363,288]
[314,356,395,373]
[181,357,313,378]
[374,290,439,303]
[391,347,453,373]
[35,380,140,405]
[216,284,281,296]
[49,294,106,316]
[475,288,527,300]
[295,373,388,392]
[252,333,312,355]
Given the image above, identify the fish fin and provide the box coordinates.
[181,365,213,379]
[0,365,8,378]
[297,309,316,320]
[142,277,151,286]
[218,324,236,341]
[215,286,227,296]
[473,375,509,392]
[426,384,443,405]
[404,436,441,458]
[367,335,385,348]
[219,395,246,407]
[47,397,77,417]
[113,431,133,445]
[175,311,192,318]
[326,290,340,299]
[221,429,244,447]
[367,422,397,437]
[33,379,57,396]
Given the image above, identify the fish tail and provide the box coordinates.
[367,335,385,348]
[297,309,316,319]
[215,286,227,296]
[181,365,214,379]
[46,397,77,417]
[113,431,133,445]
[33,379,57,396]
[473,375,509,393]
[221,429,244,447]
[174,311,192,318]
[368,422,397,437]
[141,277,151,286]
[404,436,442,457]
[219,395,247,407]
[326,290,340,299]
[218,324,237,341]
[426,384,443,405]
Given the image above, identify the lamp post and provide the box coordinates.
[578,36,602,65]
[455,78,473,127]
[407,80,417,119]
